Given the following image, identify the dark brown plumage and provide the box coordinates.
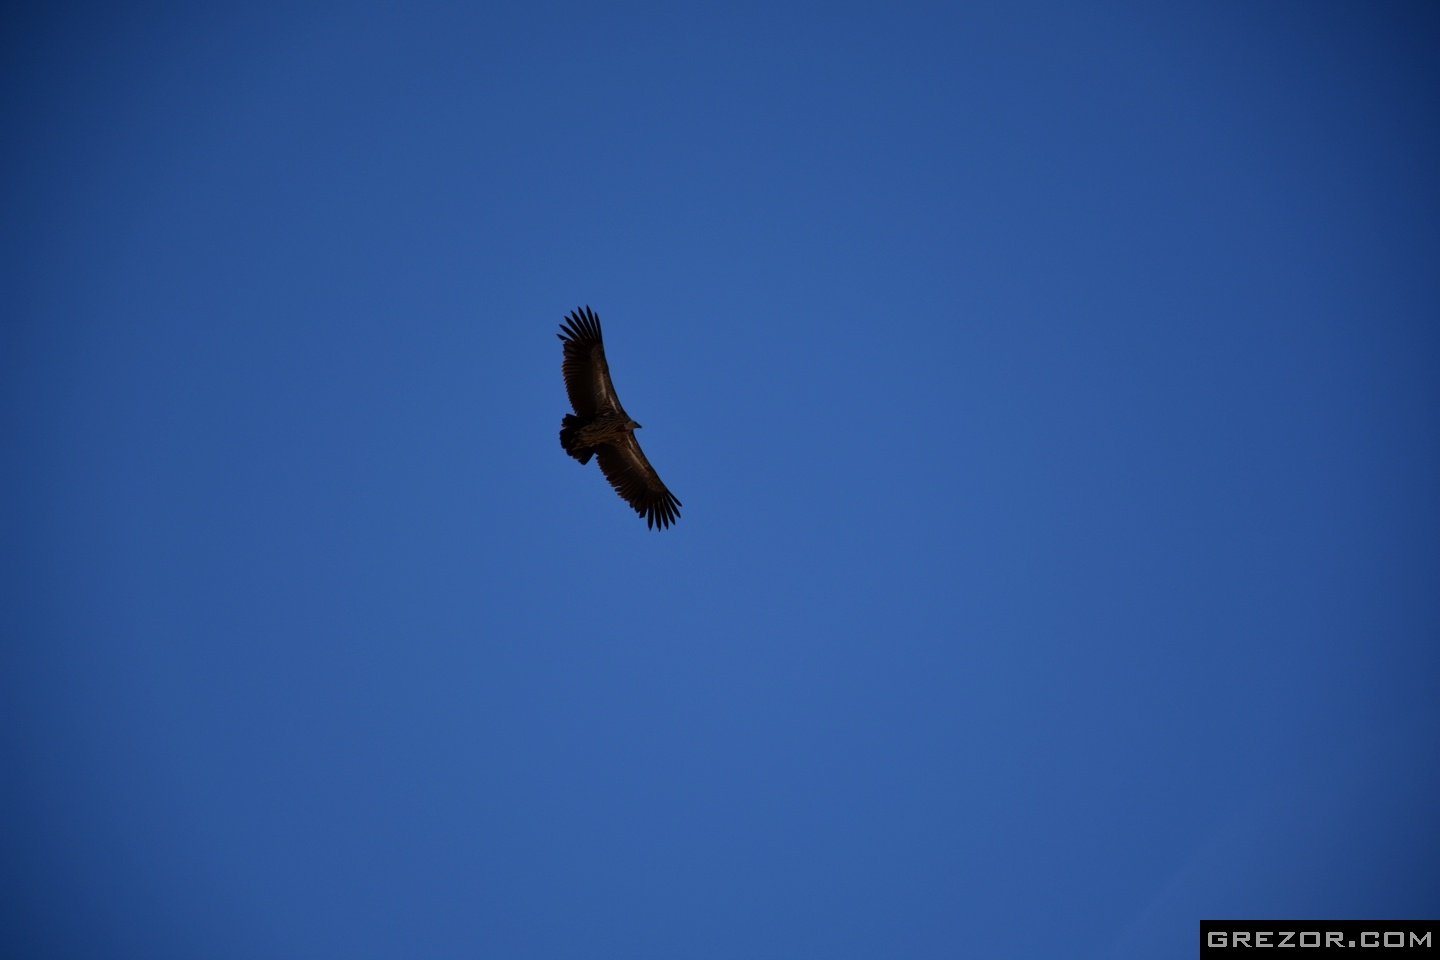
[557,306,681,530]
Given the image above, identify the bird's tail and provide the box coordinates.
[559,415,593,464]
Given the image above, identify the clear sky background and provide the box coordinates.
[4,2,1438,957]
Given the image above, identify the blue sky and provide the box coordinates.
[4,2,1438,957]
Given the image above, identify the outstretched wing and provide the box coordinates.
[557,306,624,419]
[596,433,682,530]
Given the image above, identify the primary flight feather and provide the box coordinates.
[557,306,682,530]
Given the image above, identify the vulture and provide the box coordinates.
[557,306,682,530]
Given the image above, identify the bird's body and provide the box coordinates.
[557,306,681,530]
[559,412,639,464]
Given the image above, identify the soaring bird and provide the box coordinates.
[557,306,682,530]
